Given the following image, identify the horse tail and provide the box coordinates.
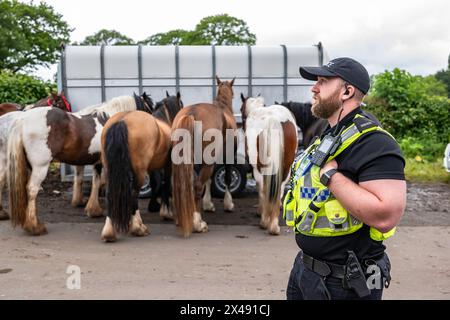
[261,118,284,219]
[172,115,195,237]
[104,121,136,233]
[7,120,29,227]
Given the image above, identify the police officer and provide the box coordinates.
[284,57,406,300]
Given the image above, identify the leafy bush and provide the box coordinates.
[0,71,56,105]
[364,69,450,161]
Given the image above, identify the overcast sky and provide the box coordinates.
[34,0,449,80]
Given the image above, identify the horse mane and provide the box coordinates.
[76,95,136,117]
[244,96,265,116]
[214,85,233,112]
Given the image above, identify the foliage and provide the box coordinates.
[139,29,191,45]
[434,54,450,97]
[76,29,135,45]
[0,70,55,105]
[0,0,72,73]
[188,14,256,45]
[144,14,256,45]
[365,68,450,146]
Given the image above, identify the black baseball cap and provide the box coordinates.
[299,57,370,94]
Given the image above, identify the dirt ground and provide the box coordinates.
[0,166,449,299]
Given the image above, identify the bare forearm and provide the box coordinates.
[327,173,405,233]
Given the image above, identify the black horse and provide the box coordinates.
[278,101,380,149]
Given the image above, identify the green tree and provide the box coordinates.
[139,29,192,45]
[77,29,134,45]
[143,15,256,46]
[0,0,72,73]
[434,54,450,97]
[189,14,256,45]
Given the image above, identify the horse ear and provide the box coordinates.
[230,77,235,86]
[240,93,246,103]
[177,91,181,100]
[274,101,279,105]
[257,93,261,97]
[216,75,221,85]
[166,90,170,98]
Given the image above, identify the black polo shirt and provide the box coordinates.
[295,107,405,265]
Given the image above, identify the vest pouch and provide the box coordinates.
[283,190,296,227]
[296,209,317,233]
[324,199,348,227]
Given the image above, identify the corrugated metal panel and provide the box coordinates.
[58,44,328,181]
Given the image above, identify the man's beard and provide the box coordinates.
[311,90,342,119]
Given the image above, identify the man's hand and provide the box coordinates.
[320,159,338,177]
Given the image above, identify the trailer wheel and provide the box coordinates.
[211,164,247,198]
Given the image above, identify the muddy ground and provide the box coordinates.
[31,166,450,227]
[0,165,449,300]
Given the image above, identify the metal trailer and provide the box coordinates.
[57,43,329,194]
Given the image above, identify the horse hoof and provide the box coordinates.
[131,227,149,237]
[85,207,104,218]
[71,200,87,208]
[268,225,280,235]
[224,203,234,212]
[24,223,48,236]
[101,234,117,243]
[203,203,216,212]
[194,221,209,233]
[0,211,9,220]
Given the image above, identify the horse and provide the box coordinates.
[6,93,153,235]
[0,91,72,116]
[0,93,72,221]
[100,92,183,242]
[172,76,237,237]
[279,101,380,148]
[241,95,298,235]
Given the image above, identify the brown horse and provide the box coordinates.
[0,91,72,116]
[0,92,72,221]
[172,76,237,237]
[7,94,153,235]
[241,95,298,235]
[100,93,183,242]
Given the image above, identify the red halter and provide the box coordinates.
[47,95,72,112]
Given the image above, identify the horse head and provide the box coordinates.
[215,76,235,112]
[240,94,265,131]
[48,91,72,112]
[133,92,154,114]
[154,91,183,125]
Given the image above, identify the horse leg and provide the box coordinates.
[253,167,268,229]
[148,171,162,213]
[202,179,215,212]
[193,165,214,233]
[71,165,85,207]
[101,216,116,242]
[23,164,48,235]
[0,169,9,220]
[159,165,174,220]
[129,169,149,237]
[85,163,104,217]
[223,164,235,212]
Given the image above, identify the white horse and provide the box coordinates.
[7,94,153,235]
[240,95,298,235]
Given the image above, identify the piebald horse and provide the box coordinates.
[0,93,72,220]
[0,91,72,116]
[172,76,237,237]
[7,94,153,235]
[241,95,298,235]
[100,92,183,242]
